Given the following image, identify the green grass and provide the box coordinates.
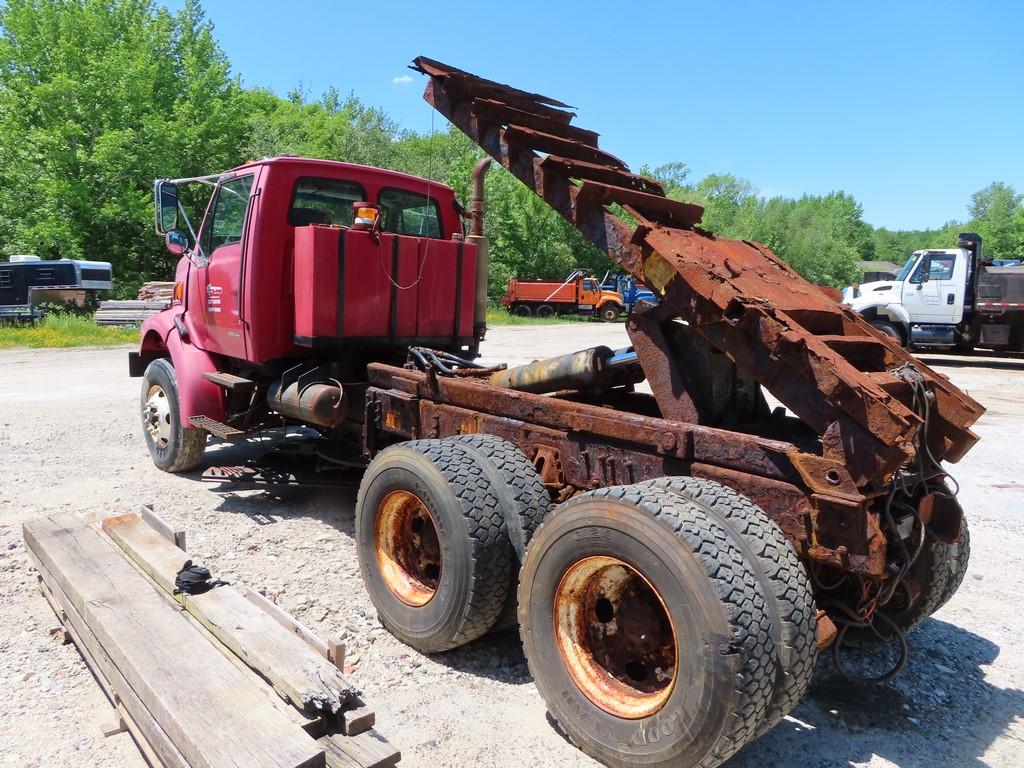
[0,315,139,349]
[485,307,590,326]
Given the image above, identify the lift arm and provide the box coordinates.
[412,56,984,487]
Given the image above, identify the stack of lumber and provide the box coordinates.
[138,282,175,302]
[94,281,175,325]
[24,510,400,768]
[94,300,169,326]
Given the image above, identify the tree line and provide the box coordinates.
[1,0,1021,299]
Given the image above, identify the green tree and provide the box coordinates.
[0,0,246,293]
[969,182,1022,260]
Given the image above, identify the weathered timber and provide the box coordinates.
[245,585,331,657]
[340,700,376,736]
[317,730,401,768]
[32,567,190,768]
[102,511,358,716]
[140,503,186,550]
[24,514,326,768]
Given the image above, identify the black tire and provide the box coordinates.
[448,434,552,631]
[535,303,555,318]
[448,434,551,560]
[140,358,206,473]
[598,303,621,322]
[848,517,970,645]
[511,303,532,317]
[937,517,970,609]
[871,321,903,345]
[519,485,775,768]
[355,439,513,653]
[642,477,817,736]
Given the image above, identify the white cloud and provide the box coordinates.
[392,75,413,85]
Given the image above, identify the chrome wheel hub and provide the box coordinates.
[143,385,172,448]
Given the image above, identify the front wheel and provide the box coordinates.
[140,358,206,472]
[598,303,621,323]
[870,321,903,345]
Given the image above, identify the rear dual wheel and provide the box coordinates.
[355,436,548,653]
[519,482,817,768]
[846,516,970,645]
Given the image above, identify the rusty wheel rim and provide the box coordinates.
[374,490,442,607]
[554,556,678,719]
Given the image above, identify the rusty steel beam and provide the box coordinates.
[410,57,985,487]
[365,363,886,576]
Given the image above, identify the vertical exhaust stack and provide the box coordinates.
[468,158,492,344]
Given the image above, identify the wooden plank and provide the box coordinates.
[340,699,375,736]
[317,729,401,768]
[245,586,330,658]
[32,560,190,768]
[103,512,358,715]
[139,504,186,551]
[24,514,325,768]
[327,637,346,671]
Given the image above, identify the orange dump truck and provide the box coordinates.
[503,270,624,321]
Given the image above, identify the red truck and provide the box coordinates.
[128,58,984,768]
[503,269,624,321]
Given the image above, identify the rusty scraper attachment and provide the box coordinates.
[411,56,985,489]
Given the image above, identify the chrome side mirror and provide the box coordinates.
[154,180,179,234]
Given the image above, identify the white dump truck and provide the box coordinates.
[843,233,1024,352]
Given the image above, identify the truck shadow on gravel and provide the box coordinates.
[729,618,1023,767]
[917,354,1024,372]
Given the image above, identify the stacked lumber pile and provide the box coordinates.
[94,300,169,326]
[138,281,175,302]
[94,282,174,325]
[24,509,399,768]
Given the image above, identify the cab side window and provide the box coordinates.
[584,279,598,291]
[910,254,955,284]
[200,175,255,258]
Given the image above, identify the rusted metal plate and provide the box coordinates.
[411,56,986,490]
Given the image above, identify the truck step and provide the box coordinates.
[188,415,245,440]
[202,371,256,395]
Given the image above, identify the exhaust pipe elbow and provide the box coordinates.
[470,158,492,238]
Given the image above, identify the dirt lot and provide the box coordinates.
[1,324,1023,768]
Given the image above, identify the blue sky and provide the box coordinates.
[168,0,1022,231]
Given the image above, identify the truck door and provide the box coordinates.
[579,277,599,312]
[195,173,257,359]
[901,252,961,324]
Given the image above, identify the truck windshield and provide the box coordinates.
[896,255,918,282]
[289,177,366,227]
[378,188,443,238]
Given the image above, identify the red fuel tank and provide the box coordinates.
[293,225,476,349]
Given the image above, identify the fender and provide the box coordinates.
[598,291,624,308]
[884,302,912,339]
[139,309,226,425]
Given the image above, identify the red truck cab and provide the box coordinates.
[132,156,480,471]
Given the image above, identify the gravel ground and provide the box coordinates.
[1,325,1022,768]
